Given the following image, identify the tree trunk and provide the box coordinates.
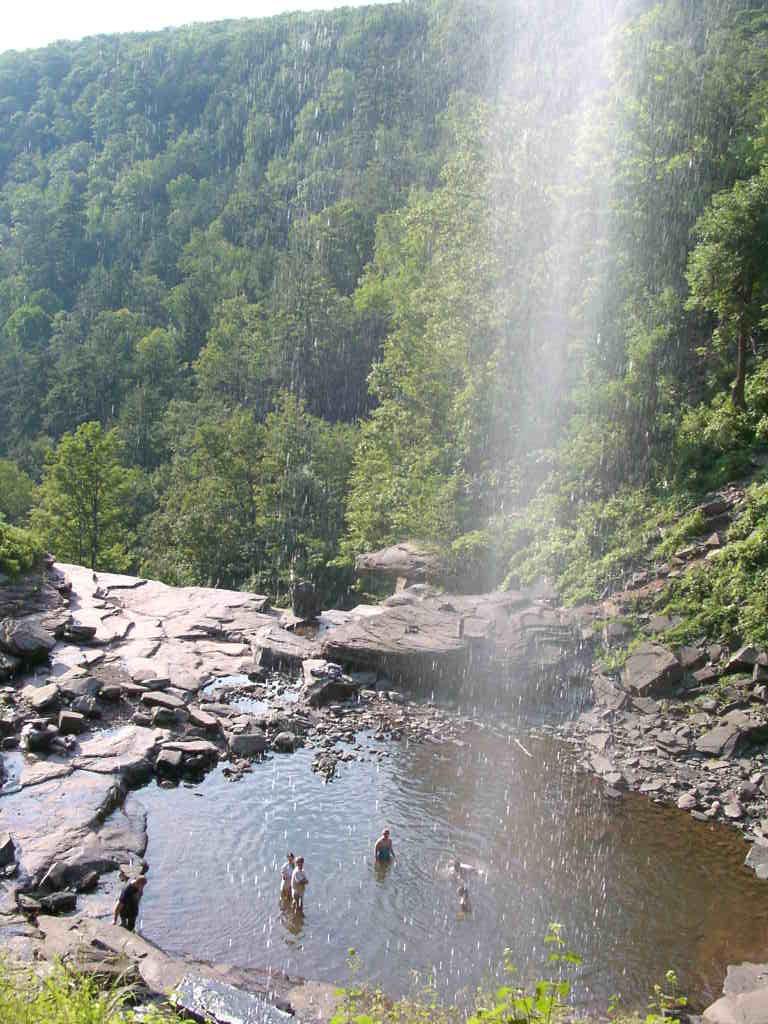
[733,329,747,411]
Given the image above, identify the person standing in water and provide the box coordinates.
[291,856,308,910]
[113,874,147,932]
[280,852,295,900]
[374,828,395,864]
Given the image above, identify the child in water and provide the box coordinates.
[291,856,308,911]
[280,852,295,900]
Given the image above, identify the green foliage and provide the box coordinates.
[330,928,688,1024]
[504,490,681,606]
[2,0,768,614]
[0,521,43,578]
[686,163,768,409]
[143,395,356,603]
[0,959,193,1023]
[660,481,768,646]
[31,421,139,571]
[655,509,709,560]
[0,458,35,524]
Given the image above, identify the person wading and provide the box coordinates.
[374,828,395,864]
[291,856,308,911]
[113,874,147,932]
[280,852,296,900]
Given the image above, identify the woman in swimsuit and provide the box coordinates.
[374,829,395,863]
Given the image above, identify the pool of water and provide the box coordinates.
[132,679,768,1012]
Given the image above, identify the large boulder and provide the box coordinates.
[622,643,682,697]
[301,661,359,707]
[0,617,55,663]
[695,711,768,758]
[272,731,297,753]
[704,987,768,1024]
[227,731,268,757]
[0,649,21,680]
[355,541,442,586]
[21,682,60,712]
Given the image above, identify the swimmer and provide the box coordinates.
[280,852,295,900]
[449,857,481,879]
[457,883,471,913]
[374,829,395,864]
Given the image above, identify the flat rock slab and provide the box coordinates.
[74,724,163,781]
[321,604,467,679]
[622,643,682,697]
[172,972,292,1024]
[254,626,322,669]
[34,912,318,1015]
[161,739,219,757]
[140,691,186,711]
[2,769,124,884]
[19,760,74,789]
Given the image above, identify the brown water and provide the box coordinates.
[132,684,768,1012]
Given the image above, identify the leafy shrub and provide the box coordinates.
[330,928,685,1024]
[655,508,708,559]
[674,395,755,490]
[660,482,768,645]
[504,489,681,605]
[0,520,43,578]
[446,530,498,592]
[0,960,193,1024]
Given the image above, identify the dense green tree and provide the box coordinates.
[31,421,137,570]
[686,163,768,410]
[0,459,35,525]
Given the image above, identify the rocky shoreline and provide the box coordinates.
[0,554,577,1021]
[2,524,768,1021]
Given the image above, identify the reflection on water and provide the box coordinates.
[135,699,768,1012]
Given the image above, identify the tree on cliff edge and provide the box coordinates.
[32,422,136,571]
[686,163,768,411]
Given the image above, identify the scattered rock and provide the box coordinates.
[227,732,268,758]
[272,731,296,753]
[0,832,16,867]
[0,618,55,662]
[21,682,60,712]
[156,748,184,776]
[188,707,219,731]
[677,646,707,671]
[745,843,768,880]
[622,643,682,698]
[58,710,86,735]
[140,691,185,712]
[726,647,763,674]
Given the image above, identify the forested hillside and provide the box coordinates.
[2,0,768,630]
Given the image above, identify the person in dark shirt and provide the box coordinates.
[113,874,147,931]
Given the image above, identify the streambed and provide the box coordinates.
[128,683,768,1012]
